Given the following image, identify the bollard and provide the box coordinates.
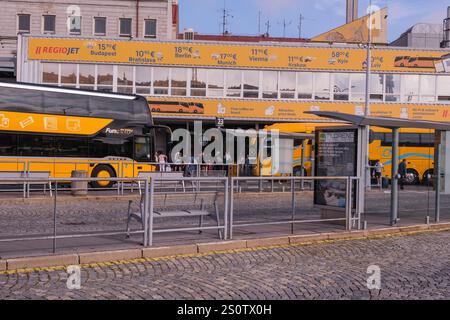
[71,170,88,196]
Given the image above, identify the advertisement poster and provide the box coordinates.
[146,97,450,122]
[314,128,358,208]
[27,36,450,73]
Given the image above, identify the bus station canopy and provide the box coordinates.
[305,111,450,131]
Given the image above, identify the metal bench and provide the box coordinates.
[137,171,186,194]
[26,171,52,197]
[126,191,223,240]
[0,171,26,197]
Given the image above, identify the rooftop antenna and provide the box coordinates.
[298,13,305,38]
[297,12,313,38]
[278,18,292,37]
[265,20,271,37]
[221,0,233,35]
[258,10,262,35]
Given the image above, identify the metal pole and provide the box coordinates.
[148,178,155,246]
[345,177,352,231]
[435,139,441,223]
[390,128,399,226]
[53,182,57,253]
[364,1,373,191]
[291,179,295,234]
[224,177,229,240]
[229,176,234,239]
[143,178,149,247]
[300,140,305,190]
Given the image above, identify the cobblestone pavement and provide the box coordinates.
[1,231,449,300]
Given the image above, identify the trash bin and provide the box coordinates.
[382,177,389,189]
[71,170,88,196]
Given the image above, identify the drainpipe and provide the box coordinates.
[136,0,140,37]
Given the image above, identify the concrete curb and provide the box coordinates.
[79,249,142,264]
[143,244,197,258]
[1,223,449,272]
[198,240,247,253]
[7,254,79,270]
[0,259,6,271]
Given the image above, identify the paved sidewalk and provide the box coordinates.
[1,189,449,258]
[1,230,449,299]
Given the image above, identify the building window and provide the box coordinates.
[171,68,187,96]
[42,63,59,84]
[117,66,134,94]
[144,19,157,38]
[314,73,330,100]
[402,74,419,102]
[119,18,132,37]
[226,70,242,97]
[280,72,295,99]
[420,75,436,103]
[79,64,95,90]
[370,74,384,101]
[135,67,152,94]
[297,72,313,99]
[191,68,207,97]
[17,14,30,34]
[349,73,365,102]
[243,71,259,98]
[60,64,77,87]
[153,67,169,95]
[333,73,349,101]
[68,16,82,35]
[207,69,224,97]
[43,15,56,34]
[97,65,113,92]
[94,17,106,36]
[262,71,278,99]
[437,76,450,103]
[384,74,400,102]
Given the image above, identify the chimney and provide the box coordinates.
[443,6,450,48]
[346,0,358,23]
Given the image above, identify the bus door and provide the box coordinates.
[132,135,154,176]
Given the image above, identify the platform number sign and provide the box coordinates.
[216,117,225,128]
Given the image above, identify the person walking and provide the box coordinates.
[398,159,407,190]
[374,160,383,187]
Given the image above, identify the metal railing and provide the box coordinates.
[0,175,360,254]
[146,176,229,246]
[0,177,150,253]
[228,176,361,239]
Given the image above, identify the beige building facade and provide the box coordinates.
[1,0,178,74]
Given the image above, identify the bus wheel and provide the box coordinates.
[293,166,306,177]
[404,169,419,185]
[91,165,116,189]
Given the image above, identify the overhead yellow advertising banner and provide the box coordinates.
[0,111,112,135]
[27,37,450,73]
[147,97,450,122]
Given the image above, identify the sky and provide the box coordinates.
[179,0,450,42]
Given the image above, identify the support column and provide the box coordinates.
[390,128,399,226]
[435,131,442,223]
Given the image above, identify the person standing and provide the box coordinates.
[157,150,168,172]
[398,159,407,190]
[374,160,384,187]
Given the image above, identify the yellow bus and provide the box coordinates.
[0,82,162,188]
[256,122,435,185]
[254,122,342,177]
[369,127,435,185]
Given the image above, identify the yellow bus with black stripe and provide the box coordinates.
[0,82,163,188]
